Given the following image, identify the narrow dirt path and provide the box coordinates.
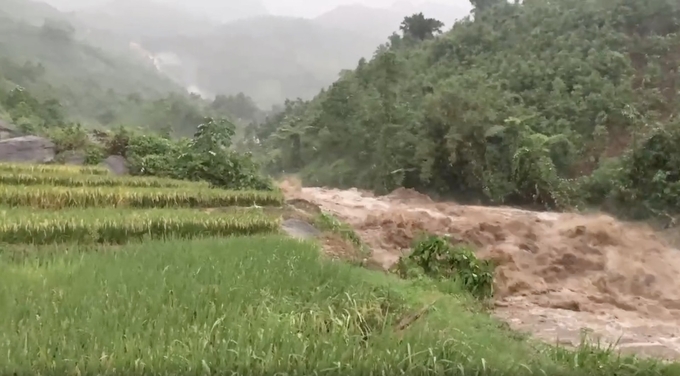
[280,179,680,360]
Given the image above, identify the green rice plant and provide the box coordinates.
[0,237,673,375]
[0,162,109,176]
[0,185,284,208]
[0,172,210,188]
[0,207,278,244]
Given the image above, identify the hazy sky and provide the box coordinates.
[262,0,463,18]
[42,0,468,19]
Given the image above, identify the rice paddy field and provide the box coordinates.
[0,162,678,375]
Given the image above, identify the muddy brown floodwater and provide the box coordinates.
[280,178,680,360]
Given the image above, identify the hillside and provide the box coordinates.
[0,13,188,122]
[251,0,680,220]
[140,16,384,107]
[39,0,471,107]
[0,0,271,135]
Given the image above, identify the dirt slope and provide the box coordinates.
[280,179,680,360]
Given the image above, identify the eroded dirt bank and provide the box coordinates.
[280,179,680,360]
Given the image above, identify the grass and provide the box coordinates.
[0,162,109,176]
[1,236,677,375]
[0,207,279,244]
[313,211,370,258]
[0,184,284,208]
[0,171,211,188]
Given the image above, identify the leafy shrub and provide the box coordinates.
[586,122,680,219]
[46,124,90,154]
[396,235,495,299]
[118,118,274,191]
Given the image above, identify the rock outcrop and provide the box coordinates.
[101,155,129,175]
[0,136,55,163]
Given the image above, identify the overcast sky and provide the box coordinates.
[262,0,463,18]
[42,0,469,19]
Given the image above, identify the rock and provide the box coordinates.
[101,155,128,175]
[0,135,55,163]
[281,218,321,240]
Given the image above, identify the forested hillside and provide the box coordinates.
[0,0,270,137]
[0,6,180,122]
[251,0,680,220]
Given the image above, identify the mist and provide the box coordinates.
[40,0,470,19]
[1,0,471,125]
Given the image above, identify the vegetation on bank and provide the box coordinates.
[250,0,680,220]
[1,236,678,375]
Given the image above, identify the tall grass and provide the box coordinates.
[0,163,109,175]
[0,172,211,188]
[0,207,279,244]
[0,237,675,375]
[0,185,284,208]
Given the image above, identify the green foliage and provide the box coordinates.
[399,13,444,41]
[0,84,272,191]
[253,0,680,218]
[581,121,680,219]
[120,119,274,191]
[3,86,65,130]
[396,235,495,299]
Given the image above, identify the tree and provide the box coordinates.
[210,93,262,122]
[469,0,505,12]
[399,13,444,41]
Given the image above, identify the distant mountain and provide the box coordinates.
[139,15,384,107]
[0,0,185,122]
[314,1,471,39]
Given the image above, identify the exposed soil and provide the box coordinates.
[279,178,680,360]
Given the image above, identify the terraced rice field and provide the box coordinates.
[0,162,677,375]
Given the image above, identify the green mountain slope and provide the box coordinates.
[0,0,190,125]
[251,0,680,219]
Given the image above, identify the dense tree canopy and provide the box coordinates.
[248,0,680,220]
[399,12,444,40]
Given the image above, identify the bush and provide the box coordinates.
[396,235,495,299]
[119,118,274,191]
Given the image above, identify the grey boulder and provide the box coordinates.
[0,135,55,163]
[101,155,129,175]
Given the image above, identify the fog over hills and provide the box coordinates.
[3,0,471,107]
